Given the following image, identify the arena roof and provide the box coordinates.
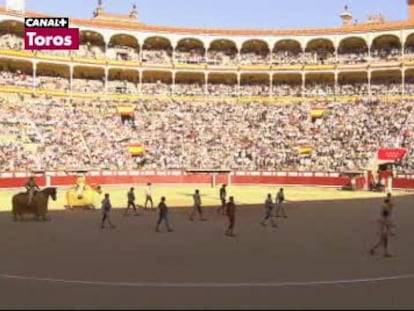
[1,6,413,36]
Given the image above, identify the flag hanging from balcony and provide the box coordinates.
[118,105,134,116]
[128,144,145,156]
[311,108,325,119]
[298,145,314,155]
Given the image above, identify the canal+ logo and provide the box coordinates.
[24,17,79,50]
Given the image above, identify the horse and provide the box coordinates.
[66,184,102,210]
[12,187,57,221]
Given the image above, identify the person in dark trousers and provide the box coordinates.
[101,193,115,229]
[225,196,236,237]
[124,187,139,216]
[275,188,287,218]
[144,183,154,211]
[383,193,396,236]
[189,189,207,221]
[369,209,393,257]
[25,176,41,205]
[261,194,277,228]
[155,197,173,233]
[218,184,227,215]
[384,193,394,215]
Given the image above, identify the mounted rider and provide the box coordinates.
[25,176,41,205]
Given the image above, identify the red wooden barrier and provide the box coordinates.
[0,171,413,190]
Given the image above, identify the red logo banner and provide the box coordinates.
[24,28,79,50]
[377,148,407,161]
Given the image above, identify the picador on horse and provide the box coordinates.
[25,176,41,205]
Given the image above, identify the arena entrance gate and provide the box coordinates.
[186,169,232,188]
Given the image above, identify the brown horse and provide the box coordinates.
[12,187,57,221]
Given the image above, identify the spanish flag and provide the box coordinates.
[311,108,325,119]
[128,144,145,156]
[118,105,134,116]
[298,145,314,155]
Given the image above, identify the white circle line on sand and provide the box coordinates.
[1,273,414,288]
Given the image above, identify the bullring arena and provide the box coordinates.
[1,0,414,308]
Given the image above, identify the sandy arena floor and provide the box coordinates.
[0,193,413,309]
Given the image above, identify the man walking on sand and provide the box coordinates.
[101,193,116,229]
[144,183,154,211]
[189,189,207,221]
[275,188,287,218]
[155,197,174,233]
[218,184,227,215]
[369,209,393,258]
[124,187,139,216]
[261,194,277,228]
[225,196,237,237]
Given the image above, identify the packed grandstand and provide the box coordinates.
[1,2,414,174]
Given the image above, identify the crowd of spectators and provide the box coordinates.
[174,83,205,96]
[1,91,414,173]
[2,31,414,174]
[207,84,238,97]
[141,82,171,95]
[240,53,270,65]
[107,80,138,94]
[272,84,303,97]
[107,46,139,61]
[304,84,335,97]
[0,94,136,171]
[0,33,23,50]
[207,50,238,66]
[337,83,369,96]
[72,78,104,93]
[37,76,70,91]
[175,49,205,64]
[405,46,414,61]
[142,50,172,64]
[239,84,270,97]
[72,44,106,60]
[1,70,413,97]
[272,51,302,66]
[405,78,414,95]
[0,71,33,88]
[337,51,369,64]
[371,48,401,62]
[371,82,402,96]
[1,32,413,67]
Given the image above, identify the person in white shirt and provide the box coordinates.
[144,183,154,210]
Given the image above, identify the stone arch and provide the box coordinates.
[208,39,238,65]
[338,37,368,54]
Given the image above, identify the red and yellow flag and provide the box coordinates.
[311,108,325,119]
[298,145,314,155]
[118,105,134,116]
[128,144,145,156]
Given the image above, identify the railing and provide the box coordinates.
[2,170,413,190]
[0,48,412,71]
[0,170,369,190]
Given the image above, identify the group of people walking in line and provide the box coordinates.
[100,183,289,238]
[21,177,399,253]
